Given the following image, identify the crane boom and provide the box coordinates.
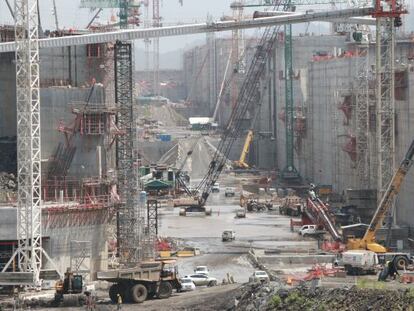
[234,130,254,169]
[347,139,414,252]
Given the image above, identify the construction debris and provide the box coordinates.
[231,283,414,311]
[0,172,17,191]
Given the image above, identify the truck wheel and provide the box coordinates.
[131,284,148,303]
[157,282,173,299]
[394,256,408,270]
[208,280,217,287]
[109,284,120,303]
[179,209,186,216]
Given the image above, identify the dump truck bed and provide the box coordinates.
[97,262,162,282]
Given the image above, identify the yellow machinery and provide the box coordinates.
[347,139,414,252]
[234,130,254,169]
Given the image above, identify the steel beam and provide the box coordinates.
[0,7,374,53]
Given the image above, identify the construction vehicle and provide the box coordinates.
[342,250,379,275]
[345,139,414,268]
[296,140,414,271]
[233,98,262,170]
[54,268,84,307]
[176,23,279,216]
[233,129,254,169]
[246,199,272,212]
[97,260,181,304]
[235,207,246,218]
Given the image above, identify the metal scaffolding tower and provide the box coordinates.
[282,0,299,180]
[15,0,42,284]
[153,0,161,96]
[0,0,49,286]
[355,39,372,188]
[115,41,142,264]
[375,17,395,198]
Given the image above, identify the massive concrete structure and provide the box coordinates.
[182,31,414,226]
[0,30,115,277]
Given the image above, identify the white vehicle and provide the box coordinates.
[194,266,209,276]
[342,250,379,275]
[179,278,196,292]
[211,183,220,192]
[249,271,270,283]
[185,274,218,287]
[235,208,246,218]
[299,225,317,236]
[225,187,235,197]
[222,229,236,242]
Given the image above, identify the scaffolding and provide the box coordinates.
[375,19,395,198]
[355,40,372,188]
[115,41,142,265]
[144,199,158,260]
[2,0,44,285]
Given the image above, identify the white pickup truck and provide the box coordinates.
[298,225,325,237]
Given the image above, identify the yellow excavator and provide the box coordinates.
[233,130,254,169]
[347,139,414,253]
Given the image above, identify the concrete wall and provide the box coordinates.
[0,207,108,279]
[181,33,414,224]
[0,44,109,137]
[40,86,107,178]
[0,53,16,137]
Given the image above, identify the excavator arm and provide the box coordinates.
[347,139,414,252]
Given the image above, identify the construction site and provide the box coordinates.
[0,0,414,310]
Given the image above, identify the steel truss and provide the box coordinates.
[145,199,158,259]
[376,18,395,198]
[0,7,375,54]
[6,0,42,285]
[0,0,62,286]
[355,41,372,187]
[115,41,141,265]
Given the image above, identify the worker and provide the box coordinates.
[378,261,399,281]
[116,293,123,310]
[387,260,400,280]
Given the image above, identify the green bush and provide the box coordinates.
[285,291,305,305]
[269,295,282,308]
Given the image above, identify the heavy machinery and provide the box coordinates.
[97,260,181,304]
[54,268,84,307]
[346,139,414,262]
[294,140,414,271]
[233,97,262,170]
[184,20,281,216]
[233,130,254,169]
